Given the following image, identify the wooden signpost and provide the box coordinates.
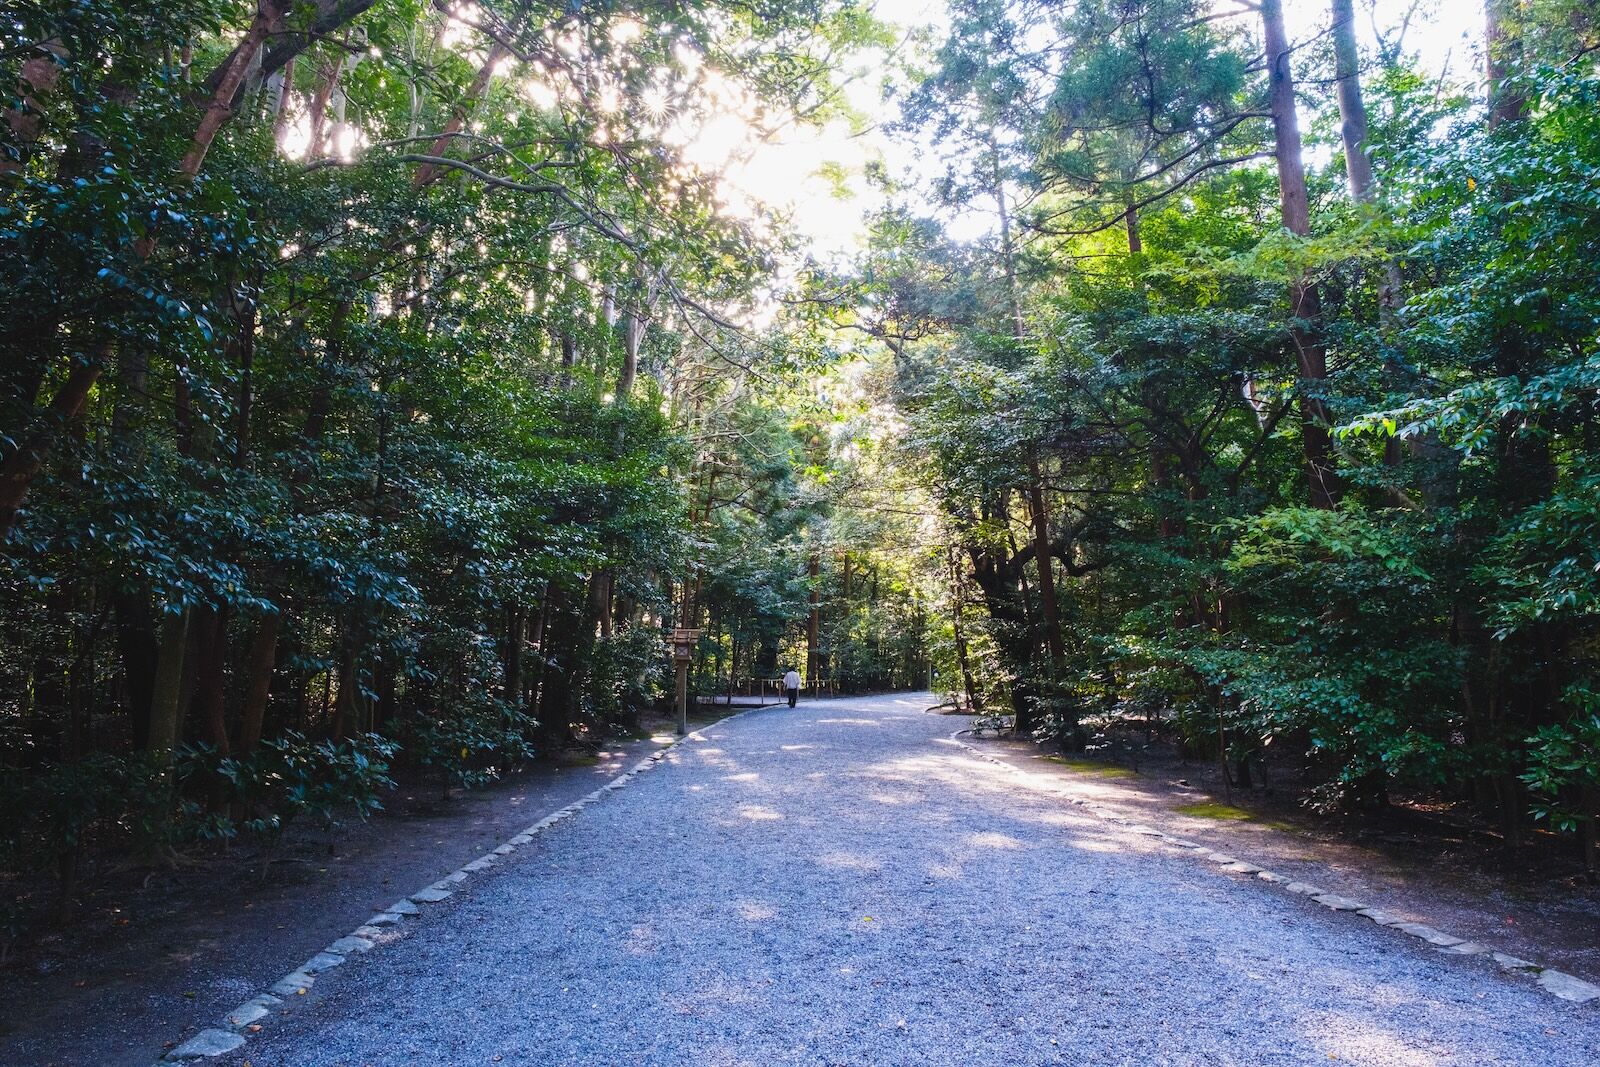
[669,628,700,736]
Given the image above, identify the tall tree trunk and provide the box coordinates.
[584,571,612,648]
[190,607,231,757]
[1331,0,1414,505]
[618,305,648,398]
[1,38,67,176]
[1332,0,1403,324]
[1261,0,1338,509]
[235,613,280,752]
[503,605,524,713]
[305,56,342,158]
[807,555,821,686]
[560,331,576,389]
[990,136,1026,341]
[178,0,291,178]
[267,55,295,141]
[147,609,193,781]
[1025,453,1066,671]
[947,547,981,713]
[411,43,510,188]
[1331,0,1375,201]
[1486,0,1527,128]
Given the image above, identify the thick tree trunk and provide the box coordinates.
[235,613,281,752]
[1261,0,1338,509]
[147,609,193,780]
[190,606,231,757]
[536,587,574,749]
[266,55,295,141]
[1332,0,1403,324]
[1331,0,1375,200]
[618,309,647,397]
[1122,194,1143,256]
[115,594,159,747]
[1485,0,1527,128]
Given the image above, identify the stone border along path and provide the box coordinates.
[154,706,770,1064]
[946,728,1600,1008]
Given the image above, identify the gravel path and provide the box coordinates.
[219,694,1598,1066]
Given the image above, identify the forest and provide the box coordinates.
[870,0,1600,875]
[2,0,1598,953]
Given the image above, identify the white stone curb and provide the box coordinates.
[947,729,1600,1007]
[154,706,773,1062]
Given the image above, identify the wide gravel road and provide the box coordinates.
[228,694,1597,1066]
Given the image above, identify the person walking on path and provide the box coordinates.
[783,668,801,707]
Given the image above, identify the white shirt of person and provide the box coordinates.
[783,670,801,690]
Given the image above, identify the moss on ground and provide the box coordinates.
[1175,801,1254,820]
[1175,801,1295,831]
[1043,756,1139,779]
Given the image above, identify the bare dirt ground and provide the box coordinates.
[963,718,1600,984]
[0,708,735,1067]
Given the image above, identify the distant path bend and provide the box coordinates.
[230,693,1598,1066]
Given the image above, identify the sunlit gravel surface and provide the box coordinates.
[227,694,1599,1066]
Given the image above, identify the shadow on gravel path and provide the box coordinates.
[961,730,1600,985]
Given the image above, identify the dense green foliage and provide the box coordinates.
[862,0,1600,867]
[0,0,914,937]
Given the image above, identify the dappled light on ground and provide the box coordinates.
[736,804,784,821]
